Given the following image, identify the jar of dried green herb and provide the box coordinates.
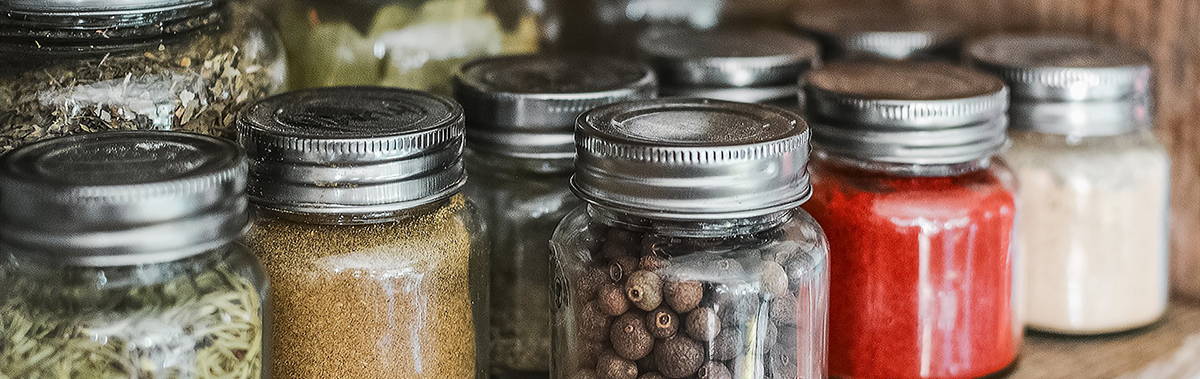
[0,131,267,378]
[0,0,288,152]
[238,86,488,378]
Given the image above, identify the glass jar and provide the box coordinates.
[550,99,829,379]
[789,4,965,61]
[237,87,488,378]
[637,27,819,108]
[454,54,657,377]
[0,131,267,378]
[269,0,543,93]
[0,0,287,152]
[969,35,1171,333]
[802,62,1020,378]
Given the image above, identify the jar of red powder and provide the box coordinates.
[802,61,1020,378]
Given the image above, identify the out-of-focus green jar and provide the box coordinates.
[269,0,543,93]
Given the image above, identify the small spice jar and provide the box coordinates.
[238,87,487,378]
[0,131,267,378]
[550,99,830,379]
[0,0,287,152]
[637,27,820,107]
[454,54,657,377]
[968,35,1171,333]
[789,4,965,61]
[801,61,1019,378]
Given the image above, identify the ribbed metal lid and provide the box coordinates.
[790,6,964,60]
[238,86,466,217]
[0,131,248,267]
[637,27,821,88]
[966,34,1151,101]
[662,84,800,104]
[573,98,812,220]
[804,61,1009,164]
[453,54,657,160]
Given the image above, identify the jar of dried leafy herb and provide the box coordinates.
[454,54,657,377]
[0,0,287,152]
[0,131,266,378]
[238,87,488,378]
[550,99,830,379]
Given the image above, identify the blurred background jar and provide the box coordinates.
[0,131,267,378]
[969,35,1171,333]
[0,0,287,152]
[264,0,545,93]
[453,54,657,378]
[551,99,829,379]
[789,3,965,61]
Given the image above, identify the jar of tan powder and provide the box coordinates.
[238,87,488,378]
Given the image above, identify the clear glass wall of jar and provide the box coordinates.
[551,99,829,379]
[969,35,1171,334]
[454,55,657,377]
[237,87,488,378]
[802,62,1020,378]
[0,131,267,378]
[267,0,543,93]
[0,0,287,152]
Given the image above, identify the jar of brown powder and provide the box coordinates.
[238,87,487,378]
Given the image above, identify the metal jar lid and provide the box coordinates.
[790,6,964,60]
[0,0,217,29]
[572,98,812,221]
[804,61,1009,164]
[0,131,248,267]
[237,86,466,217]
[637,27,822,88]
[966,34,1151,101]
[453,54,657,160]
[661,84,800,104]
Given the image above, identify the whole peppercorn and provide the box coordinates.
[576,266,610,302]
[578,301,612,341]
[784,259,811,291]
[662,280,703,313]
[637,355,657,373]
[640,235,667,257]
[610,255,639,282]
[710,328,743,361]
[576,340,604,370]
[697,361,733,379]
[611,313,655,360]
[764,321,779,348]
[640,255,669,271]
[653,336,704,378]
[769,347,799,379]
[598,283,632,316]
[571,368,600,379]
[775,325,798,352]
[759,261,789,298]
[646,307,680,339]
[626,270,663,311]
[769,293,798,325]
[713,291,755,324]
[711,258,746,277]
[638,373,666,379]
[598,350,639,379]
[685,307,721,342]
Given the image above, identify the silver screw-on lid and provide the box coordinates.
[966,34,1151,101]
[0,131,248,267]
[790,6,964,60]
[637,27,821,88]
[238,87,466,217]
[573,98,812,220]
[453,55,657,160]
[662,84,800,104]
[804,61,1009,164]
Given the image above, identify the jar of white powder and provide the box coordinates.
[968,34,1171,335]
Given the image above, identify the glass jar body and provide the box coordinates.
[0,2,288,152]
[243,194,489,378]
[0,244,269,378]
[549,206,830,379]
[1006,129,1171,333]
[270,0,542,93]
[465,152,579,376]
[804,155,1020,379]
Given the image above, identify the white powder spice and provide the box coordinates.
[1006,130,1171,334]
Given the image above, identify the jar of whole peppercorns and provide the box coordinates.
[550,99,830,379]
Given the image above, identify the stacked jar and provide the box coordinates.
[636,27,820,107]
[789,4,965,61]
[454,54,657,377]
[968,35,1172,333]
[0,0,287,152]
[238,87,488,378]
[801,62,1020,378]
[0,131,267,378]
[551,99,830,379]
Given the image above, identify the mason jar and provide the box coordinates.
[789,4,965,61]
[801,62,1020,378]
[637,27,819,108]
[0,131,267,378]
[237,87,488,378]
[454,54,657,377]
[550,99,830,379]
[968,35,1171,334]
[0,0,287,152]
[267,0,544,93]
